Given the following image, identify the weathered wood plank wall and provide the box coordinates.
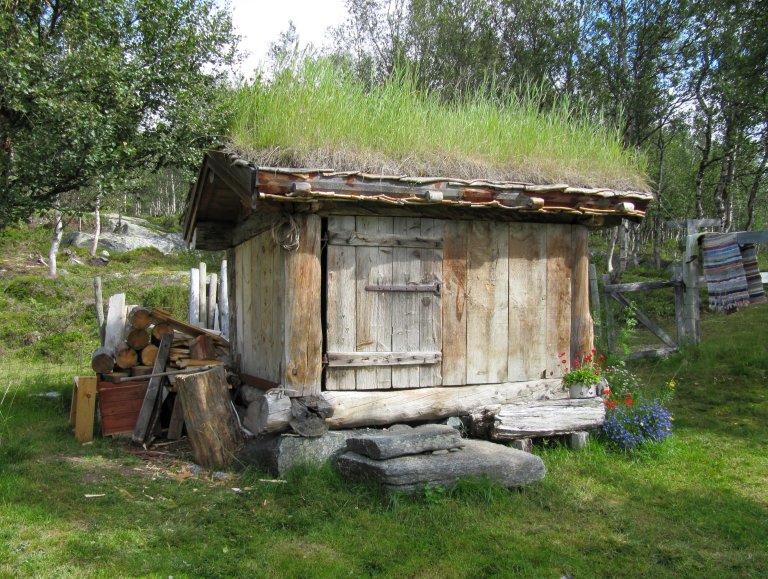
[233,230,284,384]
[234,215,592,394]
[324,217,592,391]
[508,222,547,381]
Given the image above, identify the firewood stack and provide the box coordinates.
[90,303,230,380]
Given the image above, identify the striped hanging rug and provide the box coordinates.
[702,233,750,312]
[740,243,767,306]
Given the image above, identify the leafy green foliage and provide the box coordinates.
[0,0,237,228]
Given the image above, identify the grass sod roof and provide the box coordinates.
[227,61,650,193]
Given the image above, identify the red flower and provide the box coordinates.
[603,387,611,395]
[625,398,633,405]
[602,400,617,408]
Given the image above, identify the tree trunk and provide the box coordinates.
[90,188,101,257]
[48,207,63,277]
[745,141,768,231]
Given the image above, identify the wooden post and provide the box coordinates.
[671,264,687,344]
[198,262,207,328]
[588,264,602,343]
[602,274,616,353]
[71,376,97,443]
[104,293,127,352]
[282,214,323,396]
[132,334,172,445]
[570,226,593,360]
[176,366,242,469]
[93,277,105,346]
[207,273,218,332]
[682,234,701,345]
[189,267,199,326]
[219,259,229,338]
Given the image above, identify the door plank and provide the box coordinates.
[326,216,357,390]
[355,216,394,390]
[419,218,443,387]
[391,218,421,388]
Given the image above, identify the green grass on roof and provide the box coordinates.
[228,60,648,191]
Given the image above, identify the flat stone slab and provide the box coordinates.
[346,424,464,459]
[336,439,546,493]
[236,431,355,476]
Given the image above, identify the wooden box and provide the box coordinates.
[97,379,148,436]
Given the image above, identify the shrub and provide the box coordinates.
[141,286,188,320]
[601,400,673,449]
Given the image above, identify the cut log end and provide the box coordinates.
[91,346,115,374]
[127,306,153,330]
[115,342,139,370]
[141,344,159,366]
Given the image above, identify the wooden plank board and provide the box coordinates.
[326,216,357,390]
[250,234,265,378]
[207,273,218,334]
[355,216,394,390]
[282,214,323,396]
[189,268,200,326]
[131,334,173,445]
[570,225,593,361]
[240,238,253,374]
[219,259,230,338]
[419,218,443,387]
[104,293,126,352]
[198,261,207,328]
[466,222,509,384]
[441,220,469,386]
[72,376,97,443]
[508,222,547,381]
[391,218,421,388]
[327,230,442,248]
[546,224,572,376]
[234,245,245,373]
[327,351,441,367]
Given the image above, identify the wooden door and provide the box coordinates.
[325,216,443,391]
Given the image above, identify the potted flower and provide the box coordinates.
[560,350,607,399]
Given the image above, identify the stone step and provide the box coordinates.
[346,424,464,460]
[336,439,545,493]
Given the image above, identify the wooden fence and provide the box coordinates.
[189,260,229,335]
[594,228,768,358]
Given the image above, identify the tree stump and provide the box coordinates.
[175,366,242,469]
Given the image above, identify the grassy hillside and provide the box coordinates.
[0,222,221,367]
[1,223,766,576]
[229,60,648,191]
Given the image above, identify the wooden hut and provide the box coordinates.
[182,150,652,433]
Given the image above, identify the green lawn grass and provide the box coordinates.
[2,304,766,577]
[1,222,766,577]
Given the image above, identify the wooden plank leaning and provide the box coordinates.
[132,334,173,445]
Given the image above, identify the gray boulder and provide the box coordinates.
[64,214,185,254]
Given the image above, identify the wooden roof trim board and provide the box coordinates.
[183,150,653,246]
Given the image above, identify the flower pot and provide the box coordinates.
[568,383,597,399]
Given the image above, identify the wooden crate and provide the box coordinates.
[97,379,149,436]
